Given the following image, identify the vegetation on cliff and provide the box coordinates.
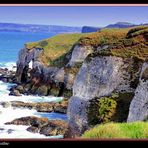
[82,122,148,139]
[26,25,148,69]
[26,33,89,67]
[79,25,148,61]
[87,93,134,126]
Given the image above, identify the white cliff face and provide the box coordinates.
[68,45,92,66]
[127,62,148,122]
[17,47,43,69]
[67,56,125,137]
[73,56,124,99]
[16,47,43,82]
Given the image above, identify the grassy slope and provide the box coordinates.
[26,33,90,67]
[79,26,148,61]
[26,25,148,67]
[82,122,148,139]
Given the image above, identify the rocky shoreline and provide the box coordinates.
[0,67,68,137]
[0,99,68,114]
[5,116,68,136]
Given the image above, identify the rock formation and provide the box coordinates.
[127,63,148,122]
[11,25,148,138]
[66,56,138,137]
[5,116,68,136]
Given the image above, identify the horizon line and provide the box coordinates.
[0,21,84,27]
[0,21,146,28]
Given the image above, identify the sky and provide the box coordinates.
[0,6,147,27]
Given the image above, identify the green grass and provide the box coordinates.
[26,26,148,67]
[82,122,148,139]
[26,33,90,67]
[78,26,148,61]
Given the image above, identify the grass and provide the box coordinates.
[26,33,90,67]
[26,25,148,67]
[82,121,148,139]
[78,26,148,61]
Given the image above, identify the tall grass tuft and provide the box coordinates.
[82,122,148,139]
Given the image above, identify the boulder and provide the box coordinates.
[4,100,68,113]
[9,89,22,96]
[10,101,54,112]
[36,85,48,96]
[5,116,49,126]
[27,126,40,133]
[15,85,25,93]
[0,102,11,108]
[39,120,68,136]
[54,99,68,114]
[5,116,68,137]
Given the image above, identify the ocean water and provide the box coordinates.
[0,31,67,139]
[0,31,56,71]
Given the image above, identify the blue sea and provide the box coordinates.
[0,31,56,68]
[0,31,67,139]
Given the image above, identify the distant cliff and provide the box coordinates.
[105,22,136,28]
[0,22,82,33]
[81,26,101,33]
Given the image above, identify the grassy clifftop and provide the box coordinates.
[79,25,148,61]
[26,25,148,67]
[26,33,89,67]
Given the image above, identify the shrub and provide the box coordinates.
[126,26,148,38]
[98,98,117,123]
[87,92,134,126]
[87,96,118,126]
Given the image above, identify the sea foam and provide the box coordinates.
[0,62,16,71]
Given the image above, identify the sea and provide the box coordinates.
[0,31,67,139]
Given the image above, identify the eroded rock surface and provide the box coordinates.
[5,116,68,136]
[127,63,148,122]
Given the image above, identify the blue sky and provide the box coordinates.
[0,6,147,27]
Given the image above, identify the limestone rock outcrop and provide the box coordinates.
[67,56,127,137]
[127,63,148,122]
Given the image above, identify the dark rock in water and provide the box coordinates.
[10,101,54,112]
[7,129,14,134]
[0,78,8,83]
[36,85,49,96]
[0,68,8,75]
[53,99,68,114]
[27,126,39,133]
[0,102,11,108]
[39,120,68,136]
[0,128,4,131]
[5,116,49,126]
[5,116,68,137]
[5,99,68,113]
[35,103,54,112]
[15,85,25,93]
[0,68,16,83]
[9,89,22,96]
